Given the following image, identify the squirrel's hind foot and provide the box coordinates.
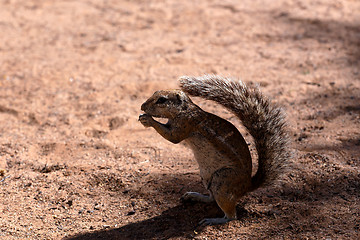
[198,216,234,226]
[181,192,214,203]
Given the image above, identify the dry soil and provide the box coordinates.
[0,0,359,239]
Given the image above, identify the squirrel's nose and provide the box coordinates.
[141,102,146,111]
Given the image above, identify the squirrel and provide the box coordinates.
[139,75,290,226]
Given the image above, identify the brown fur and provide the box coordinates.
[139,75,291,225]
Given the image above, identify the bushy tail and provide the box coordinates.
[179,75,291,189]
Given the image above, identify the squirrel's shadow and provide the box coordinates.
[65,172,224,240]
[65,201,223,240]
[64,167,359,240]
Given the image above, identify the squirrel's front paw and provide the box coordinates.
[139,114,154,128]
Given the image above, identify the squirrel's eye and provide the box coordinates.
[156,97,167,104]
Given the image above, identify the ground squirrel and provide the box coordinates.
[139,75,290,226]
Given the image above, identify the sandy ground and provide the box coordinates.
[0,0,359,239]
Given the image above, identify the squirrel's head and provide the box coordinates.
[141,90,192,119]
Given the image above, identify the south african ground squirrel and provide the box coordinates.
[139,75,290,226]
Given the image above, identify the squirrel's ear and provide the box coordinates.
[176,94,182,103]
[176,94,188,110]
